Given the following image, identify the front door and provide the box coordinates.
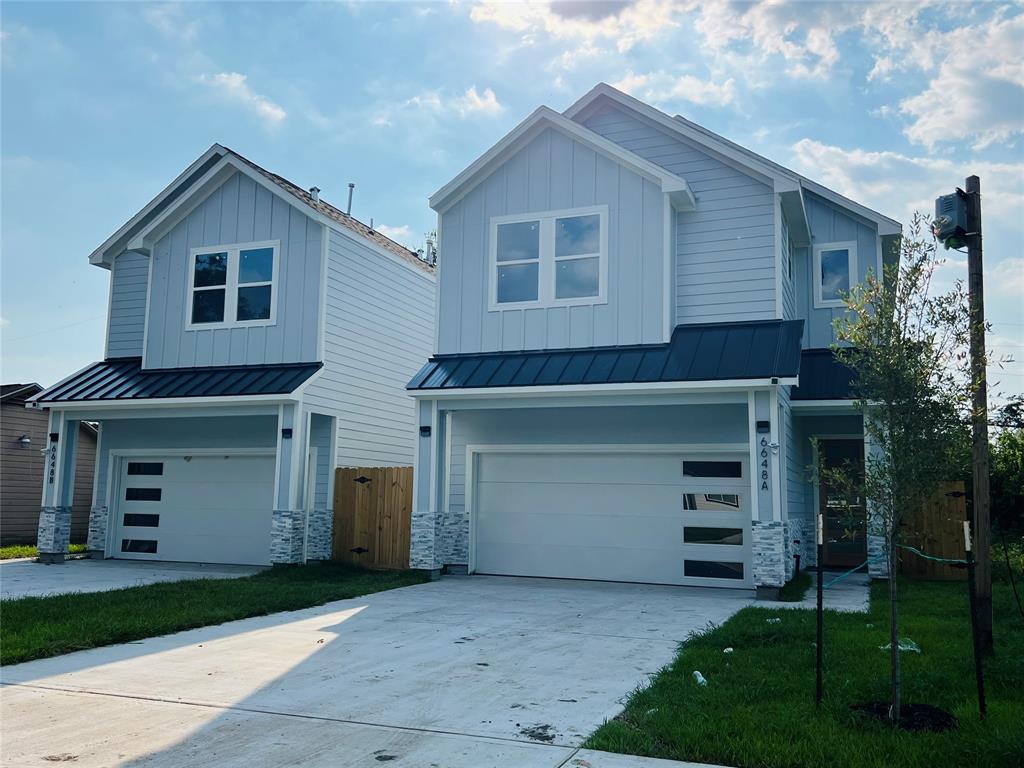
[818,439,867,568]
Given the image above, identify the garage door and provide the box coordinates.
[114,454,275,565]
[473,451,752,588]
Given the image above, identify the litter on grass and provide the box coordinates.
[766,617,781,624]
[723,647,734,654]
[693,671,708,686]
[880,638,921,653]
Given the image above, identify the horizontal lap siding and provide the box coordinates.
[303,228,434,467]
[106,251,149,358]
[0,404,96,544]
[145,172,322,368]
[581,106,776,325]
[437,127,664,354]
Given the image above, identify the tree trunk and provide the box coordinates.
[887,533,901,725]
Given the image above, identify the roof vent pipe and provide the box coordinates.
[346,183,355,215]
[309,186,320,203]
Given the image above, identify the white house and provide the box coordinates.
[31,145,435,566]
[407,84,901,597]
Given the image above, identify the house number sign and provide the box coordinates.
[759,437,769,492]
[47,444,58,485]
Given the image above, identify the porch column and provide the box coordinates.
[410,399,439,572]
[37,410,79,563]
[749,390,786,598]
[87,422,107,557]
[270,403,308,564]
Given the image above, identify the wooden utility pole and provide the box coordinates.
[965,175,993,654]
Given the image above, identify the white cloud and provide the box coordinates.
[387,86,505,123]
[454,86,504,117]
[375,224,414,247]
[194,72,286,125]
[989,258,1024,298]
[612,70,737,107]
[143,3,201,43]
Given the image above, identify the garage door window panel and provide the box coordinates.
[121,539,158,554]
[127,462,163,476]
[125,487,162,502]
[123,513,160,528]
[683,460,743,478]
[685,560,744,579]
[684,526,743,545]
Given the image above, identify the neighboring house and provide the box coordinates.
[1,384,97,546]
[407,84,900,597]
[30,145,435,565]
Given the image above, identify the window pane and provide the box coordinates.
[684,560,744,579]
[820,248,850,300]
[556,214,600,257]
[682,493,742,511]
[239,247,274,283]
[237,285,272,321]
[496,262,539,303]
[683,461,742,478]
[555,256,599,299]
[684,527,744,545]
[193,252,227,287]
[121,539,158,554]
[191,288,225,324]
[123,513,160,528]
[496,221,539,262]
[127,462,163,476]
[125,487,162,502]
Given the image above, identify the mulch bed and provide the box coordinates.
[851,702,958,732]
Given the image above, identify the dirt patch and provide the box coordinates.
[851,702,958,732]
[518,723,557,742]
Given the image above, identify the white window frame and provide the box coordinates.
[185,240,280,330]
[812,240,857,309]
[488,205,609,311]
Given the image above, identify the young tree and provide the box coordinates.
[831,213,972,724]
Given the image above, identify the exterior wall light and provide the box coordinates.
[17,434,31,448]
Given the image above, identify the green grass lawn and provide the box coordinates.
[779,570,812,602]
[0,562,428,666]
[0,543,87,560]
[586,563,1024,768]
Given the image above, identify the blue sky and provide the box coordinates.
[2,1,1022,399]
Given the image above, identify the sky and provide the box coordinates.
[2,0,1022,401]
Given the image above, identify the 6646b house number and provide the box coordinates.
[759,437,770,492]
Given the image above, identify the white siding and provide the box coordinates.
[437,127,665,354]
[144,171,323,368]
[106,251,149,358]
[580,105,776,325]
[303,227,435,467]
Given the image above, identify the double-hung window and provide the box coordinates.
[813,240,857,309]
[490,206,607,310]
[187,241,279,328]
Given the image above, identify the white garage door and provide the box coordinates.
[473,451,752,588]
[114,454,275,566]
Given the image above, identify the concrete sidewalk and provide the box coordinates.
[1,575,750,766]
[0,558,263,600]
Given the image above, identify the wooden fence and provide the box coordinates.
[899,481,968,580]
[331,467,413,569]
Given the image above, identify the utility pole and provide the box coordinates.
[965,175,993,655]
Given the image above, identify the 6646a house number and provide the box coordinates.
[759,437,770,492]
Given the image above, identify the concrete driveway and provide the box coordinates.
[1,575,752,767]
[0,559,264,600]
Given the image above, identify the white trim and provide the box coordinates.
[428,400,440,516]
[791,399,858,410]
[662,195,673,342]
[89,144,226,266]
[812,240,857,309]
[110,447,276,458]
[563,84,900,236]
[443,410,453,519]
[303,445,318,562]
[102,259,115,358]
[273,404,285,512]
[185,240,280,331]
[488,205,609,311]
[90,422,105,510]
[411,378,794,400]
[141,248,155,367]
[432,212,443,355]
[773,193,784,319]
[747,391,759,521]
[429,106,695,213]
[769,388,782,522]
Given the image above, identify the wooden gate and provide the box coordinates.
[899,481,968,580]
[331,467,413,569]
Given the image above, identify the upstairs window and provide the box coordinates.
[490,206,607,310]
[187,241,279,329]
[813,241,857,309]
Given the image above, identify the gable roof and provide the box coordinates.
[90,145,434,275]
[1,382,42,403]
[565,83,900,236]
[429,106,696,214]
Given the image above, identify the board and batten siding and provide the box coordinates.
[0,404,96,545]
[437,127,665,355]
[797,192,880,349]
[579,105,776,325]
[303,228,435,467]
[144,171,322,368]
[106,251,149,359]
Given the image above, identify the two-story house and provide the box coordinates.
[30,145,435,566]
[407,84,900,597]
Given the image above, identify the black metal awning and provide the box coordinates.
[34,358,322,403]
[790,348,856,400]
[408,320,805,391]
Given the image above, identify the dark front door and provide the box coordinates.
[818,438,867,568]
